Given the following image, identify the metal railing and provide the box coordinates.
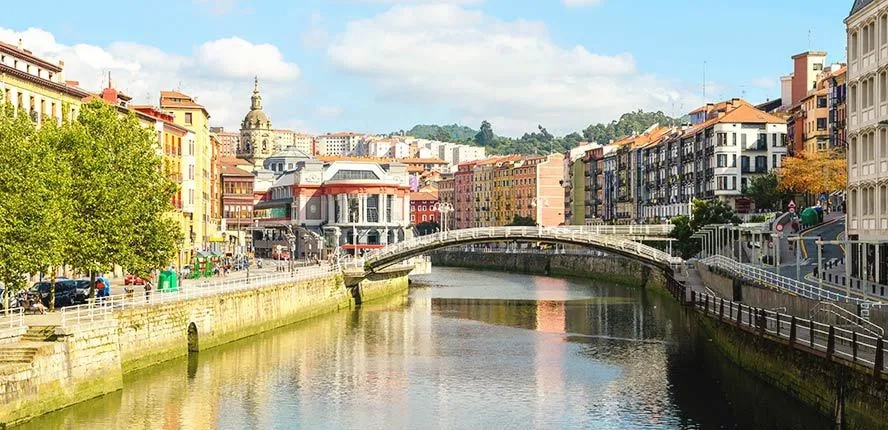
[691,290,887,375]
[59,265,341,327]
[0,307,24,340]
[438,246,611,257]
[810,301,884,338]
[365,226,682,269]
[701,255,876,305]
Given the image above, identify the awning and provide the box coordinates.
[340,244,385,250]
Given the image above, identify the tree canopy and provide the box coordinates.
[399,110,686,156]
[669,199,740,259]
[0,100,180,302]
[777,151,847,205]
[743,172,792,211]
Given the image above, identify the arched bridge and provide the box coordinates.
[362,226,683,272]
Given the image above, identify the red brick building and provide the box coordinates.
[221,159,254,254]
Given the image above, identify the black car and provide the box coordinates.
[31,280,89,307]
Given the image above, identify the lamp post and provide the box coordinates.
[433,202,454,232]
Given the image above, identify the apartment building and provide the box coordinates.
[846,0,888,293]
[0,39,89,123]
[316,132,364,155]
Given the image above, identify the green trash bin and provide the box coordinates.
[158,270,172,292]
[800,207,818,228]
[166,270,178,292]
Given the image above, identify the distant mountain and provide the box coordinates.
[397,124,478,143]
[398,110,688,156]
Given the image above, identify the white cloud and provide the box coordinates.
[562,0,602,6]
[328,4,699,136]
[302,12,330,49]
[0,27,301,130]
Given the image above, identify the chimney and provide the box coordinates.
[717,111,726,119]
[17,38,23,51]
[731,98,741,108]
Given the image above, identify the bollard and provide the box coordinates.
[736,303,742,325]
[809,319,815,348]
[775,313,781,336]
[826,326,835,358]
[789,316,797,343]
[875,338,884,379]
[852,332,858,361]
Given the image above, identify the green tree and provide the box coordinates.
[0,103,70,310]
[474,120,496,147]
[507,215,536,226]
[60,101,179,297]
[669,199,740,259]
[744,172,791,211]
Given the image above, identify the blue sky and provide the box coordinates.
[1,0,851,136]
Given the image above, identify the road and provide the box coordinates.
[771,216,845,281]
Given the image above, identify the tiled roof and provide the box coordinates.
[409,191,439,202]
[159,91,210,116]
[400,157,448,164]
[221,165,254,176]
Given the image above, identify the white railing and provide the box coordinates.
[364,226,682,269]
[554,224,674,236]
[60,265,341,327]
[701,255,876,305]
[692,290,887,374]
[0,307,24,340]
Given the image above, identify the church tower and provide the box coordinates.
[238,77,276,168]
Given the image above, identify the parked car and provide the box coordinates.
[31,280,88,307]
[124,274,147,286]
[0,288,20,310]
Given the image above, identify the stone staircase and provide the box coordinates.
[0,346,39,364]
[20,325,58,342]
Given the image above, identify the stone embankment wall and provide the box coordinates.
[0,271,409,427]
[430,251,662,287]
[0,324,122,426]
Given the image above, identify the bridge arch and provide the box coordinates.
[362,226,682,272]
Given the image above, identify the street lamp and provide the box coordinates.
[432,202,454,232]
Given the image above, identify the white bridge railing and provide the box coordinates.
[59,265,341,328]
[364,226,682,269]
[700,255,876,305]
[555,224,674,236]
[0,307,24,341]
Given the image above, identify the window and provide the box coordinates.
[813,63,823,71]
[189,189,194,204]
[852,32,859,61]
[422,215,427,222]
[410,214,415,222]
[189,165,194,180]
[741,155,750,172]
[716,155,727,167]
[850,137,858,165]
[185,112,192,124]
[741,134,747,146]
[816,118,827,130]
[772,154,778,169]
[817,96,827,108]
[755,156,767,173]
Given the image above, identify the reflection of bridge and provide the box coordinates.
[362,226,682,272]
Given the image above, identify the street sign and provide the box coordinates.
[861,302,872,320]
[788,200,797,214]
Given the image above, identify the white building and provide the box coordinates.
[254,159,412,257]
[316,132,364,155]
[845,0,888,294]
[640,101,788,219]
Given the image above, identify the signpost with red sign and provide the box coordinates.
[788,200,796,214]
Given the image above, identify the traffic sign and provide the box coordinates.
[788,200,796,214]
[775,223,784,232]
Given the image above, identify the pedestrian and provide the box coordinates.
[145,281,152,302]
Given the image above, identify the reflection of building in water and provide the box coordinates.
[535,301,565,333]
[534,301,568,426]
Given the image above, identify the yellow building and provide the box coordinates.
[160,90,220,253]
[0,39,88,122]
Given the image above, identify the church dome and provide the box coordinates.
[241,76,271,129]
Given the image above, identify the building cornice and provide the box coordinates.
[0,63,90,99]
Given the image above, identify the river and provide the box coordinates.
[19,267,829,429]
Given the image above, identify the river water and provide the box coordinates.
[19,267,829,429]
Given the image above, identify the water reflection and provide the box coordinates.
[18,267,828,430]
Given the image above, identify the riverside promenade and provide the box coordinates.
[0,259,412,427]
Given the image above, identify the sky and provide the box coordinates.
[1,0,851,137]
